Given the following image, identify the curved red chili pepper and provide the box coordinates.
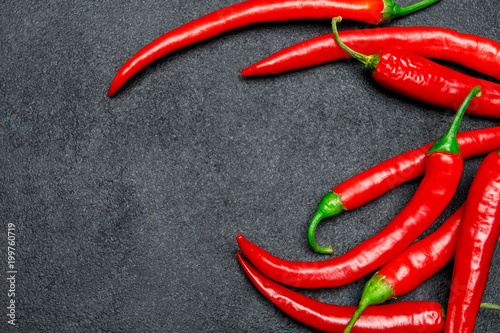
[108,0,441,96]
[237,87,479,287]
[237,252,445,333]
[444,149,500,333]
[330,17,500,118]
[307,126,500,254]
[241,27,500,79]
[343,204,464,332]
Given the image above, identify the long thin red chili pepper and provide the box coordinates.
[237,87,479,288]
[108,0,441,96]
[308,126,500,254]
[330,17,500,118]
[237,252,445,333]
[444,149,500,333]
[238,251,500,332]
[343,204,464,332]
[241,27,500,80]
[237,252,444,333]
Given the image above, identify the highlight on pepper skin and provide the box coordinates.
[444,148,500,333]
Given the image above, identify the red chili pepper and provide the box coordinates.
[308,126,500,254]
[330,17,500,118]
[237,252,445,333]
[108,0,441,96]
[237,87,479,288]
[241,27,500,79]
[343,204,464,332]
[444,149,500,333]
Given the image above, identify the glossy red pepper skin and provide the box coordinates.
[378,204,463,296]
[330,18,500,118]
[237,152,463,288]
[445,150,500,333]
[241,27,500,80]
[343,204,464,332]
[108,0,440,96]
[308,127,500,253]
[335,128,500,212]
[373,50,500,117]
[237,252,445,333]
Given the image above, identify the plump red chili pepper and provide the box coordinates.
[237,252,445,333]
[444,149,500,333]
[343,204,464,332]
[237,87,479,288]
[241,27,500,79]
[330,17,500,118]
[107,0,441,96]
[308,126,500,254]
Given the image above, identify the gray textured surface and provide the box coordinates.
[1,0,499,332]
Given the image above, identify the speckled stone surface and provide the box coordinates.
[1,1,499,332]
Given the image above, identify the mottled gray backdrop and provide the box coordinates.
[1,0,499,332]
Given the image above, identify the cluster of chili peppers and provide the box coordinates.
[235,90,500,331]
[108,0,500,331]
[108,0,442,96]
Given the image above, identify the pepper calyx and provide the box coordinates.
[343,272,395,333]
[307,191,346,254]
[426,86,481,155]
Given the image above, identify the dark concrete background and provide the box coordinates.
[1,0,499,332]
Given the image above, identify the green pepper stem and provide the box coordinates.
[480,302,500,311]
[426,86,482,155]
[382,0,442,23]
[331,17,380,73]
[307,191,346,254]
[344,304,367,333]
[343,273,395,333]
[307,212,333,254]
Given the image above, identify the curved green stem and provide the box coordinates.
[382,0,442,23]
[307,191,346,254]
[480,303,500,311]
[331,17,380,73]
[308,212,333,254]
[426,86,482,155]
